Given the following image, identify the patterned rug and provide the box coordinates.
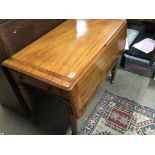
[80,91,155,135]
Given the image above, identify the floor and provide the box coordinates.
[0,69,155,135]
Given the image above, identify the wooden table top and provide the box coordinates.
[2,19,126,90]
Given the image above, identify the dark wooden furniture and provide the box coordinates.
[2,19,127,134]
[0,19,65,115]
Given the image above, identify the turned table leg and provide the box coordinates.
[16,80,39,123]
[110,63,117,84]
[68,114,78,135]
[1,67,30,116]
[66,103,78,135]
[149,49,155,66]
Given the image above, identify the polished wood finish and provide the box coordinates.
[69,22,126,117]
[0,19,65,116]
[0,19,66,62]
[2,20,126,89]
[2,20,127,134]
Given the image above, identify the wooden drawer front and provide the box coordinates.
[9,70,68,99]
[70,25,126,117]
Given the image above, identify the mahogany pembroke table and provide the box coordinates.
[2,19,127,134]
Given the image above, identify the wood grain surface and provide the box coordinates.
[70,23,126,116]
[2,19,126,90]
[2,19,127,117]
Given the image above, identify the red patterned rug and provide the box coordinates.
[80,91,155,135]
